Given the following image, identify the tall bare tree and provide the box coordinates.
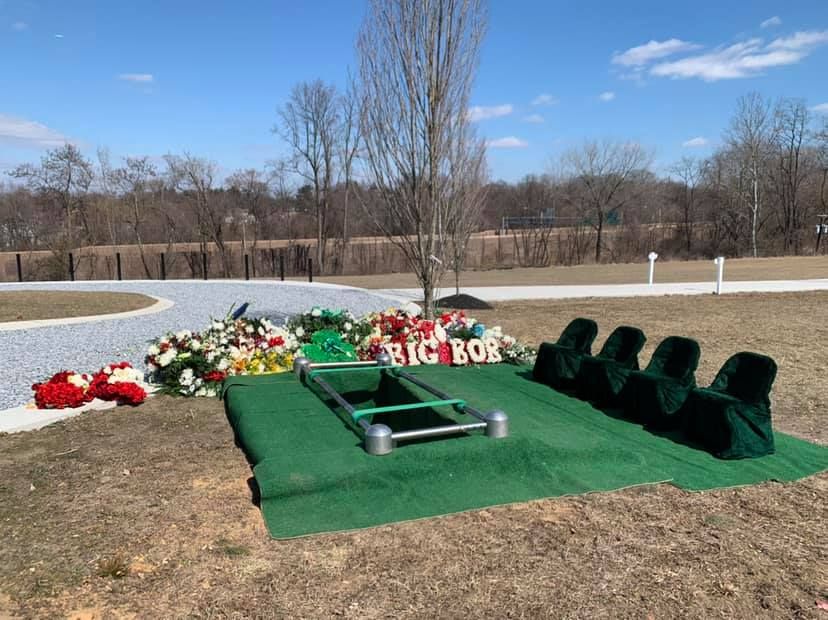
[770,98,811,253]
[111,157,158,278]
[726,92,774,257]
[561,140,652,262]
[164,153,231,276]
[356,0,488,317]
[670,156,707,255]
[9,144,94,251]
[276,80,339,272]
[339,82,362,243]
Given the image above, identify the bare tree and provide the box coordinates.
[356,0,488,317]
[226,168,270,256]
[9,144,93,250]
[339,81,362,243]
[670,156,707,255]
[276,80,340,272]
[111,157,158,278]
[561,140,652,262]
[164,153,231,276]
[770,98,811,253]
[726,92,774,257]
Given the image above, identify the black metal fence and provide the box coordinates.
[2,245,319,283]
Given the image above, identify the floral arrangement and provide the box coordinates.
[359,308,535,366]
[32,362,148,409]
[143,304,534,398]
[146,312,298,396]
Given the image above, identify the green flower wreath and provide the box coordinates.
[300,329,358,363]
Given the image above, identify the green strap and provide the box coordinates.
[308,365,394,380]
[352,398,466,421]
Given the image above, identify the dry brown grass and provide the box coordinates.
[0,291,156,322]
[0,291,826,619]
[315,254,828,289]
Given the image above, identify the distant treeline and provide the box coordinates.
[2,92,826,278]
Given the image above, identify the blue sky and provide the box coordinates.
[1,0,827,183]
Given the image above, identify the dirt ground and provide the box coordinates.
[0,291,156,322]
[1,292,827,619]
[314,255,828,289]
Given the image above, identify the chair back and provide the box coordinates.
[597,326,646,368]
[556,318,598,354]
[710,352,777,405]
[646,336,700,383]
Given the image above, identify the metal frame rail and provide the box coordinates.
[293,353,508,455]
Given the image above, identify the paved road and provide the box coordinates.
[378,279,828,302]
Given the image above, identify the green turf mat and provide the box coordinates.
[222,365,828,539]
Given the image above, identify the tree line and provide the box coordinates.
[2,0,827,313]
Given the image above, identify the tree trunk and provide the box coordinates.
[422,279,434,320]
[594,213,603,263]
[751,174,759,258]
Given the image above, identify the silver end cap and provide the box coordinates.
[485,410,509,439]
[364,423,394,455]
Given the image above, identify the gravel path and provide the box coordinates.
[0,281,394,409]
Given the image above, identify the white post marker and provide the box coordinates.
[714,256,725,295]
[647,252,658,285]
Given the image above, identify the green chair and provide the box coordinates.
[622,336,701,429]
[683,352,777,459]
[575,326,647,405]
[532,318,598,389]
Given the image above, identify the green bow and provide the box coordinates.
[301,329,356,363]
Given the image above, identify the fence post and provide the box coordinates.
[244,254,250,280]
[116,252,122,281]
[15,253,22,283]
[160,253,166,280]
[308,258,313,283]
[279,251,285,281]
[202,253,208,280]
[68,253,75,281]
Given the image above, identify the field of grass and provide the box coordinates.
[0,291,826,618]
[0,291,156,322]
[315,255,828,289]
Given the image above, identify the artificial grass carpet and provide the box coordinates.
[222,364,828,539]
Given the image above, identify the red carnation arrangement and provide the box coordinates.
[32,362,147,409]
[32,371,95,409]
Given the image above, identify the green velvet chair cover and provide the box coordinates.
[622,336,701,429]
[532,318,598,389]
[683,352,777,459]
[575,326,647,405]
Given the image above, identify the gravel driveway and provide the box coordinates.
[0,280,394,409]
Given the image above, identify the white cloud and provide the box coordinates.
[531,94,558,106]
[54,33,63,38]
[486,136,528,149]
[767,30,828,50]
[12,21,27,31]
[467,104,513,122]
[811,103,828,114]
[682,136,709,148]
[760,16,782,29]
[598,91,616,102]
[118,73,154,83]
[523,114,544,124]
[650,30,828,81]
[0,114,71,148]
[612,38,702,66]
